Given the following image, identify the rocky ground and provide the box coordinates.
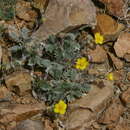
[0,0,130,130]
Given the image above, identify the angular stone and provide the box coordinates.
[108,52,124,70]
[5,71,32,95]
[65,80,114,130]
[98,0,125,17]
[32,0,96,41]
[98,99,125,124]
[121,87,130,106]
[93,14,124,42]
[114,32,130,61]
[16,1,37,22]
[88,45,107,63]
[14,120,44,130]
[0,103,45,124]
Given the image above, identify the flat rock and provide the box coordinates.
[121,87,130,106]
[14,120,44,130]
[93,14,124,42]
[5,71,32,96]
[31,0,96,41]
[0,103,45,124]
[114,32,130,61]
[98,99,125,124]
[88,45,107,63]
[65,80,114,130]
[98,0,125,17]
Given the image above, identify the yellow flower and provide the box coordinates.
[75,57,89,70]
[94,32,104,44]
[107,73,114,81]
[54,100,67,115]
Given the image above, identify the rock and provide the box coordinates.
[14,120,44,130]
[121,87,130,106]
[32,0,96,41]
[5,71,32,96]
[88,45,107,63]
[98,99,125,124]
[0,86,11,102]
[33,0,49,13]
[114,32,130,61]
[0,103,45,124]
[93,14,124,42]
[65,80,114,130]
[108,52,124,70]
[98,0,125,17]
[16,0,37,22]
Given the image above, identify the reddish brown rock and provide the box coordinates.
[32,0,96,41]
[108,52,124,70]
[98,99,125,124]
[5,71,32,96]
[93,14,124,42]
[65,81,114,130]
[99,0,125,17]
[114,32,130,61]
[0,103,45,124]
[16,1,37,22]
[88,45,107,63]
[121,87,130,106]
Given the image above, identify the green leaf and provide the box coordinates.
[38,80,51,91]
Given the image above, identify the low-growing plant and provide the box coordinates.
[3,33,91,105]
